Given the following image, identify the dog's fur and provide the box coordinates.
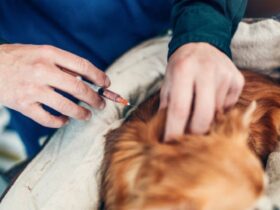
[101,71,280,210]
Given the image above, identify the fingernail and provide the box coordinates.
[76,76,82,81]
[99,102,106,110]
[86,112,92,120]
[105,77,111,87]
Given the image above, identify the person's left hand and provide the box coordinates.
[160,42,245,141]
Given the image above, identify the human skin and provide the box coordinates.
[0,42,243,138]
[160,0,280,141]
[160,43,245,141]
[0,44,110,128]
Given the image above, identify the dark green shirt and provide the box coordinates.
[169,0,248,58]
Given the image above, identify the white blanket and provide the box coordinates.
[1,19,280,210]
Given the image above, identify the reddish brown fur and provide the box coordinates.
[238,71,280,162]
[101,71,280,210]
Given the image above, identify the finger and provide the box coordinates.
[224,74,245,108]
[24,103,69,128]
[190,78,216,134]
[59,66,79,77]
[37,87,92,121]
[164,75,194,142]
[159,84,169,109]
[224,86,241,108]
[40,45,110,87]
[160,71,173,109]
[216,74,231,112]
[42,65,105,109]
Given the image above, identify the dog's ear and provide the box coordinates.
[147,109,167,143]
[242,101,257,128]
[270,108,280,136]
[213,101,257,142]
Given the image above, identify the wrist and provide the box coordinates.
[168,34,232,60]
[169,42,224,62]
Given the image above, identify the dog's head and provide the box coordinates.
[124,103,264,210]
[103,100,265,210]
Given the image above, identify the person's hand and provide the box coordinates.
[160,43,245,141]
[0,44,110,127]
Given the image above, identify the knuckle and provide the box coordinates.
[25,84,38,97]
[200,59,215,69]
[28,108,49,126]
[43,116,61,128]
[74,80,89,95]
[32,62,49,78]
[15,91,33,110]
[99,73,107,84]
[221,70,231,80]
[231,78,244,95]
[93,96,104,107]
[87,93,101,107]
[32,61,46,71]
[73,106,88,119]
[57,100,70,113]
[77,58,90,74]
[172,103,188,117]
[237,74,245,88]
[218,71,231,87]
[204,65,218,78]
[16,99,29,111]
[172,59,189,72]
[39,45,56,56]
[42,116,53,127]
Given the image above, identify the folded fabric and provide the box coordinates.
[232,19,280,77]
[1,19,280,210]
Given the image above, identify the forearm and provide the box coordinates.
[169,0,248,58]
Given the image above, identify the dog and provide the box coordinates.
[100,70,280,210]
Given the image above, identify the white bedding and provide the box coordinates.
[1,19,280,210]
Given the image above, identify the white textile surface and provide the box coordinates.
[1,19,280,210]
[232,19,280,77]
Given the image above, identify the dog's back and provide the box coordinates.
[101,71,280,210]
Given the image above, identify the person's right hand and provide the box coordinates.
[0,44,110,128]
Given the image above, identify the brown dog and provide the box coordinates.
[101,71,280,210]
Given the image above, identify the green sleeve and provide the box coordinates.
[168,0,248,58]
